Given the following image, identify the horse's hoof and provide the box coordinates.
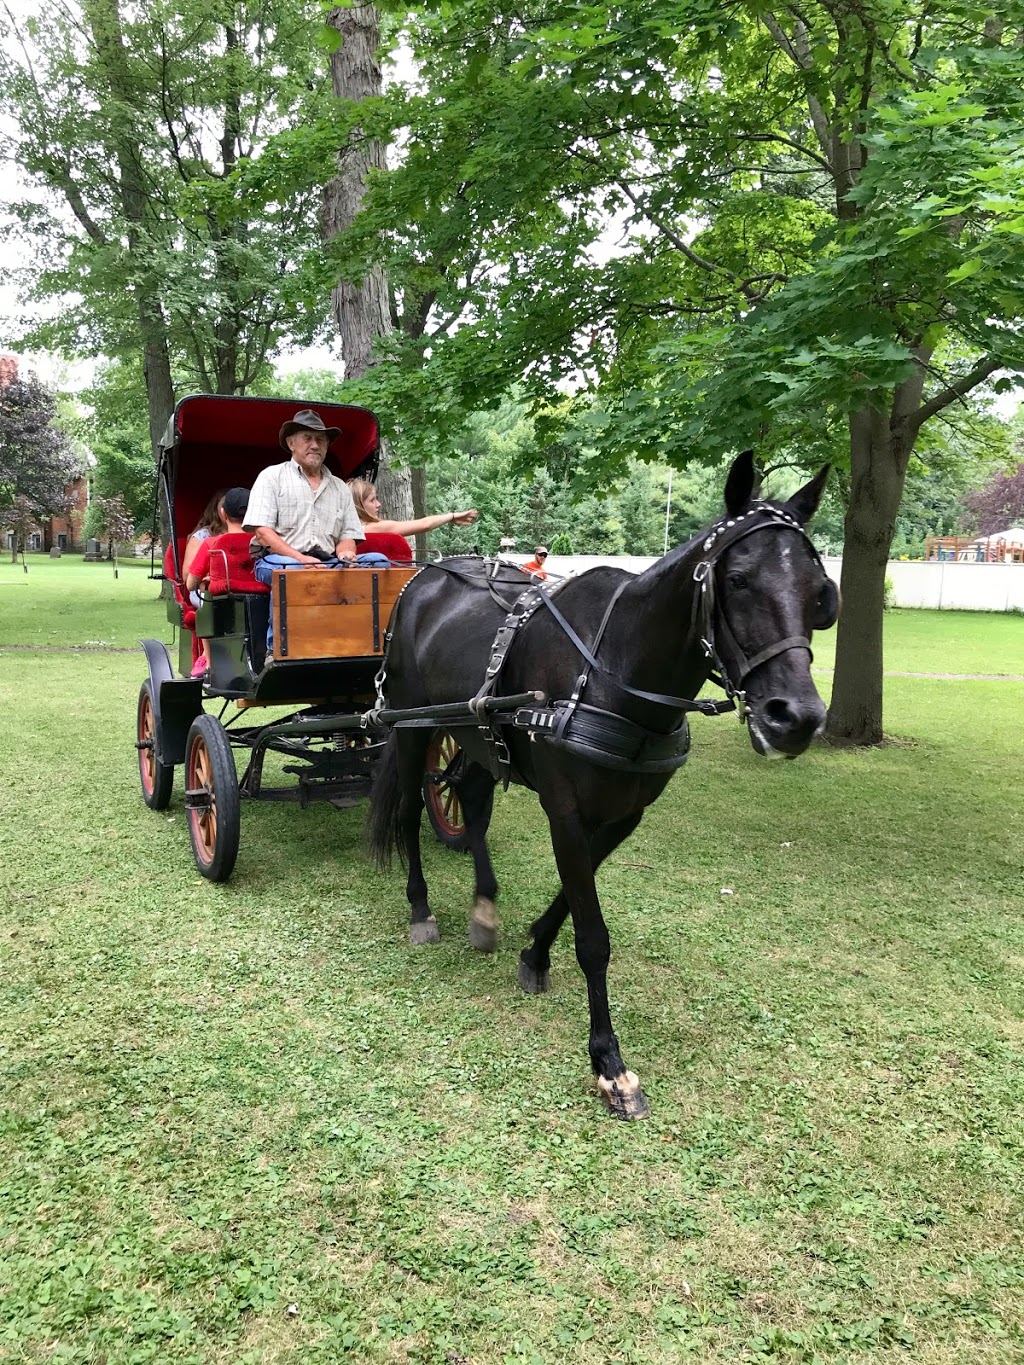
[597,1071,650,1120]
[468,897,499,953]
[409,916,440,946]
[517,957,550,994]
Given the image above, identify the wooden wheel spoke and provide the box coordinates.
[189,737,219,860]
[424,730,468,844]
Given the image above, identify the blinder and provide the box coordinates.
[814,577,840,631]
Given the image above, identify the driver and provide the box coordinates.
[244,409,390,580]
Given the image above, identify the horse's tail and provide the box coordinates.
[368,730,405,870]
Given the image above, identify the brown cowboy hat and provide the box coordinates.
[279,408,342,451]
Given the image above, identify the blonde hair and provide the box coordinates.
[348,478,379,524]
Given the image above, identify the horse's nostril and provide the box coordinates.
[764,698,794,728]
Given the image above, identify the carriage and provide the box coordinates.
[138,402,838,1116]
[135,394,536,881]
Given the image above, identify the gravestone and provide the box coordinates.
[84,538,103,562]
[49,546,61,558]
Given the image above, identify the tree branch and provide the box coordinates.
[904,355,1001,435]
[615,180,758,300]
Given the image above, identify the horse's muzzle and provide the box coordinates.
[747,694,826,759]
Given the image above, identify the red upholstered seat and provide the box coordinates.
[357,531,414,563]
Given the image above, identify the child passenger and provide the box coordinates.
[185,487,268,675]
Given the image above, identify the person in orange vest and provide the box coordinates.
[522,546,549,579]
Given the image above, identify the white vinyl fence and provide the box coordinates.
[504,554,1024,612]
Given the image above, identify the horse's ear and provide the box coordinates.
[785,464,830,525]
[724,450,757,515]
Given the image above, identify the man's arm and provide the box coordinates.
[332,480,365,562]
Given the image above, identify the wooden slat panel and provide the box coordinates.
[274,567,415,608]
[271,567,418,662]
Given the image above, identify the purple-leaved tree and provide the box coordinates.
[92,493,136,578]
[0,375,79,563]
[963,464,1024,537]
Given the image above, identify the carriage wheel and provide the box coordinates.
[184,714,241,882]
[137,681,174,810]
[423,730,470,850]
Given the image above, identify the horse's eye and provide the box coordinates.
[726,571,747,590]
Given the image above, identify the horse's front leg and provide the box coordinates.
[459,762,501,953]
[396,733,439,945]
[546,810,650,1120]
[519,812,643,995]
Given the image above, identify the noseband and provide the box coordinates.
[693,502,826,719]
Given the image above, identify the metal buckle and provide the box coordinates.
[693,560,712,584]
[735,690,747,723]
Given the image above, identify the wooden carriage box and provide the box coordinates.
[271,566,419,662]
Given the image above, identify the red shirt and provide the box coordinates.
[356,531,414,563]
[189,532,268,595]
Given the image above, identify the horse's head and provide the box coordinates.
[706,451,838,759]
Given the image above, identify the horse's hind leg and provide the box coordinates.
[459,763,500,952]
[395,731,439,945]
[518,812,642,994]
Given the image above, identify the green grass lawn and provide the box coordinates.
[2,562,1024,1363]
[808,607,1024,677]
[0,555,160,648]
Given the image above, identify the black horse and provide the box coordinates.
[369,453,837,1118]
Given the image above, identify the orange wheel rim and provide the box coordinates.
[139,692,156,794]
[188,734,218,862]
[426,732,465,837]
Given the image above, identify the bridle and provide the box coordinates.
[692,501,828,721]
[468,502,830,729]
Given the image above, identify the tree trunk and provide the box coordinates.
[82,0,175,459]
[411,465,427,559]
[826,403,907,745]
[322,1,413,520]
[212,24,243,396]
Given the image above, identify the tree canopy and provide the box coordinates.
[325,0,1024,741]
[0,0,345,451]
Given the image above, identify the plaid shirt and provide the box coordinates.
[243,459,363,555]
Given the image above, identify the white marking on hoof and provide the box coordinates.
[409,916,440,946]
[468,897,499,953]
[597,1071,650,1120]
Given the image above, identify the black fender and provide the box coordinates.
[140,638,204,766]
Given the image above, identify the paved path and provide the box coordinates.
[813,668,1024,680]
[0,644,139,654]
[2,646,1022,681]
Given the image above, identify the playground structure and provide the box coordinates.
[925,532,1024,563]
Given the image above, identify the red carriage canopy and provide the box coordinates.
[160,395,380,570]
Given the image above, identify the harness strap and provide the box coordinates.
[535,582,736,717]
